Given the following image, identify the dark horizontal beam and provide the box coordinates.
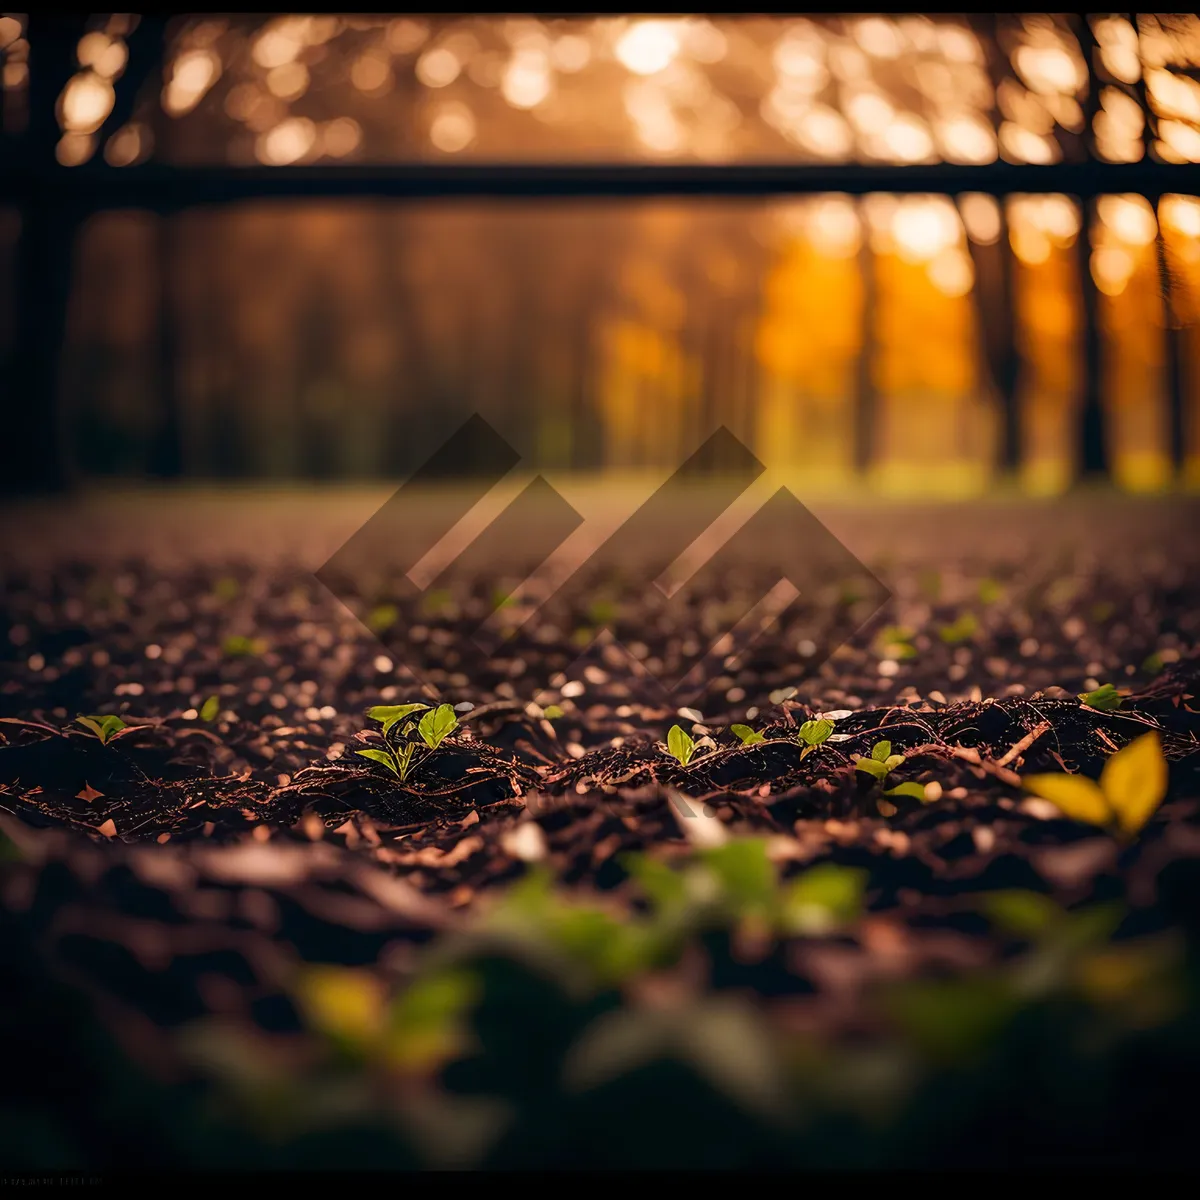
[2,159,1198,212]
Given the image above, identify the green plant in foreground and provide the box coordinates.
[542,705,565,721]
[1080,682,1122,711]
[855,739,927,803]
[75,714,128,745]
[1022,730,1168,840]
[199,695,221,723]
[667,724,697,766]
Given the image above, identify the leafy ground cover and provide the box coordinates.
[2,492,1199,1168]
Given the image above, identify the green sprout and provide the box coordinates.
[365,604,399,635]
[356,702,455,782]
[978,577,1004,605]
[667,725,697,767]
[543,705,565,721]
[731,724,766,746]
[938,611,978,645]
[223,635,266,659]
[797,717,834,761]
[1080,683,1122,712]
[199,695,221,723]
[75,714,127,745]
[876,625,917,661]
[855,739,927,803]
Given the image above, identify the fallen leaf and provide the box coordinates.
[96,818,118,838]
[76,782,104,802]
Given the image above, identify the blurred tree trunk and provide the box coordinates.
[5,15,168,494]
[5,15,83,495]
[1076,14,1108,480]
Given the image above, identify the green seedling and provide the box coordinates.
[667,724,696,767]
[543,705,565,721]
[199,695,221,723]
[797,717,834,761]
[731,724,766,746]
[587,597,618,627]
[918,568,941,602]
[876,625,917,661]
[1023,731,1168,841]
[75,714,127,745]
[367,703,429,738]
[855,739,926,802]
[420,588,453,618]
[1080,683,1122,712]
[1141,652,1165,676]
[417,704,459,749]
[213,576,240,602]
[978,577,1004,605]
[223,635,266,659]
[365,604,399,635]
[939,611,978,645]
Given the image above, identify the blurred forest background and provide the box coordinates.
[1,13,1199,495]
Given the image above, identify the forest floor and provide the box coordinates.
[2,487,1200,1169]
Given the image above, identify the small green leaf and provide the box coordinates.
[587,598,618,626]
[355,748,401,777]
[855,756,890,779]
[731,724,766,746]
[222,635,265,659]
[367,702,429,737]
[798,718,834,748]
[1080,683,1122,712]
[982,890,1062,938]
[199,695,221,723]
[883,754,905,772]
[1141,651,1165,676]
[75,714,127,745]
[938,611,978,645]
[783,863,867,934]
[871,740,893,763]
[623,853,688,913]
[978,578,1003,605]
[213,576,240,601]
[701,839,775,912]
[884,781,927,802]
[1099,730,1168,839]
[543,705,565,721]
[667,724,695,766]
[417,704,458,750]
[366,604,399,635]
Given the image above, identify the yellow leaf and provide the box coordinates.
[1022,774,1111,828]
[1099,731,1169,839]
[296,966,386,1045]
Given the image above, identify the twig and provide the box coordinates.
[995,720,1053,768]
